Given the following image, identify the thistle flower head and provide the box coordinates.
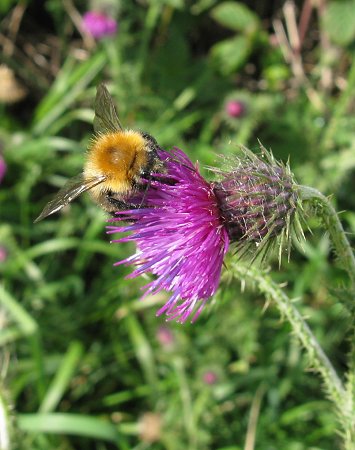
[202,371,218,385]
[0,247,7,263]
[156,326,175,349]
[108,146,303,322]
[108,148,229,323]
[82,11,117,39]
[213,145,303,263]
[0,156,6,184]
[225,100,245,118]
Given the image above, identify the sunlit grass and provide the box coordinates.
[0,1,354,449]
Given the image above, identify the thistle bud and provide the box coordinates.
[82,11,118,40]
[225,100,246,118]
[0,155,6,184]
[213,146,302,261]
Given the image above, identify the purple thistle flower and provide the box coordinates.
[82,11,117,40]
[156,326,175,349]
[0,156,6,184]
[108,146,302,323]
[225,100,245,118]
[202,370,218,385]
[0,246,7,263]
[108,148,230,323]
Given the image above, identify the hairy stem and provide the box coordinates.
[298,185,355,448]
[229,262,354,446]
[299,185,355,290]
[231,262,345,403]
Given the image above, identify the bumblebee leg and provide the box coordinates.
[106,194,141,211]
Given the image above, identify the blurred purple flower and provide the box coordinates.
[0,156,6,183]
[82,11,117,39]
[156,326,175,348]
[0,247,7,263]
[225,100,245,118]
[108,148,230,323]
[202,371,218,385]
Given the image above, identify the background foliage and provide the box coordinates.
[0,0,354,449]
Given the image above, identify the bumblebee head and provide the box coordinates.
[140,131,165,176]
[140,132,159,151]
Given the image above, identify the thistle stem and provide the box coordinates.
[298,185,355,290]
[298,184,355,447]
[229,262,353,446]
[231,263,345,402]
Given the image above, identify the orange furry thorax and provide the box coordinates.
[83,130,148,193]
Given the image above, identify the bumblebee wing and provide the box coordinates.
[34,174,106,223]
[93,83,123,133]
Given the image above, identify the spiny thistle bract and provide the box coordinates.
[212,145,305,264]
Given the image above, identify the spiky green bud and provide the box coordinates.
[213,145,304,262]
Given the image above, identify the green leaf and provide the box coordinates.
[0,0,16,14]
[210,1,259,33]
[210,35,250,75]
[0,285,38,339]
[39,341,84,413]
[322,0,355,46]
[18,413,121,444]
[32,52,106,136]
[9,137,83,162]
[125,314,158,387]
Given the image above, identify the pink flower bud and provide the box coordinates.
[82,11,118,40]
[225,100,245,118]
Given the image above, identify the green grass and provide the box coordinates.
[0,1,354,449]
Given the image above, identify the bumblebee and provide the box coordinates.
[34,84,164,222]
